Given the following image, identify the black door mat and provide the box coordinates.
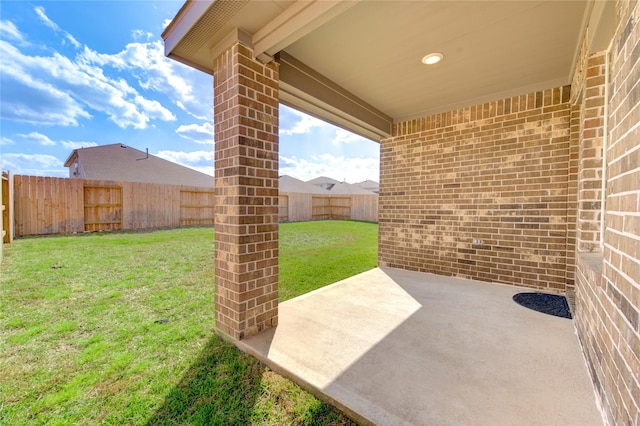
[512,292,572,319]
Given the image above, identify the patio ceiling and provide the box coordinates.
[163,0,615,140]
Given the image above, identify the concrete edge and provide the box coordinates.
[233,336,376,426]
[216,325,374,425]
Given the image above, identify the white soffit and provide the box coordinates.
[282,1,589,122]
[164,0,594,136]
[163,0,295,73]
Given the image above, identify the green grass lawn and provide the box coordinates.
[0,220,378,425]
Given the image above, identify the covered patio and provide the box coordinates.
[163,1,639,424]
[238,267,601,425]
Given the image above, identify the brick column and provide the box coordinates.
[212,41,279,340]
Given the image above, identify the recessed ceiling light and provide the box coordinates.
[422,53,443,65]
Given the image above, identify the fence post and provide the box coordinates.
[1,171,13,244]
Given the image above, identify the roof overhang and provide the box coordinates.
[162,0,616,141]
[63,150,79,167]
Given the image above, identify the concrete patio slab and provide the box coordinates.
[237,267,603,425]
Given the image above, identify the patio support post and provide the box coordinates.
[212,38,279,340]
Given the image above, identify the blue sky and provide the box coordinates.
[0,1,380,183]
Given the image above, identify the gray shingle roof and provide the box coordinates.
[328,182,376,195]
[64,143,213,187]
[306,176,340,186]
[279,175,328,194]
[354,179,379,193]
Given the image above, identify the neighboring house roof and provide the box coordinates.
[328,182,376,195]
[63,143,213,187]
[280,175,328,194]
[307,176,340,186]
[354,179,379,193]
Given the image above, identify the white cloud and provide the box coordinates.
[0,38,175,129]
[332,128,370,144]
[132,29,153,41]
[64,33,81,49]
[0,153,65,176]
[280,109,328,135]
[280,106,373,143]
[61,141,98,150]
[34,6,81,49]
[0,20,25,42]
[0,43,91,126]
[80,41,212,120]
[34,6,60,31]
[280,154,379,183]
[162,19,172,30]
[12,132,97,150]
[17,131,56,146]
[155,150,214,176]
[1,13,211,128]
[134,95,175,121]
[1,137,15,146]
[176,122,214,144]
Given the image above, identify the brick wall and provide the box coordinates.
[379,86,574,291]
[574,0,640,423]
[212,42,280,340]
[566,103,581,304]
[578,53,607,252]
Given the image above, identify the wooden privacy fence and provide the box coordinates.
[9,175,378,237]
[312,196,351,220]
[281,192,378,223]
[13,175,215,237]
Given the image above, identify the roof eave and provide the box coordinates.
[161,0,215,73]
[167,52,213,76]
[63,150,78,167]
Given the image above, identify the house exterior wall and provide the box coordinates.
[70,157,86,180]
[379,86,575,292]
[212,41,280,340]
[566,103,581,302]
[578,53,607,252]
[574,0,640,423]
